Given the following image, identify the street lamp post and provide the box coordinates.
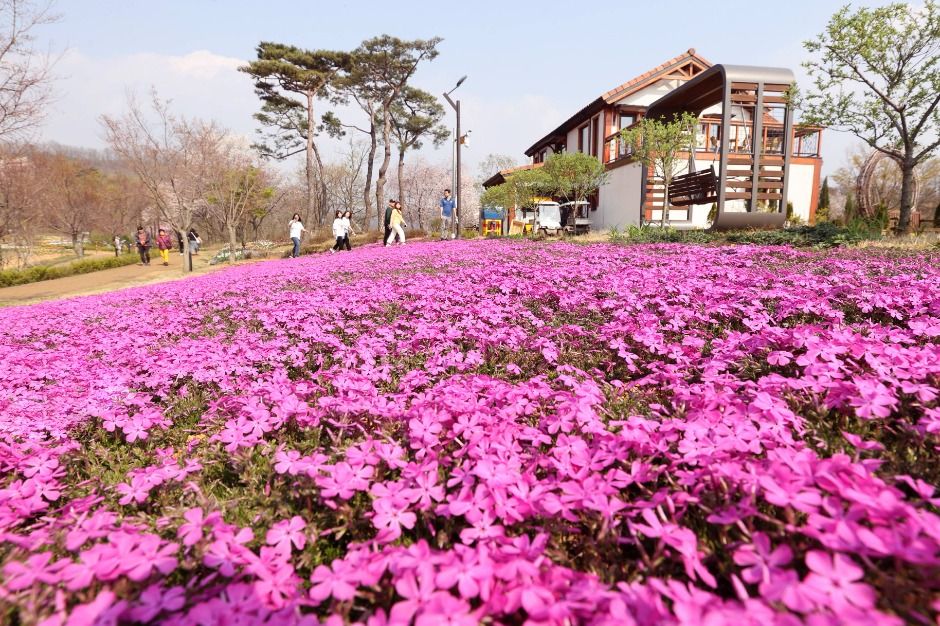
[443,75,466,239]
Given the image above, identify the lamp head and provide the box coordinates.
[455,75,467,89]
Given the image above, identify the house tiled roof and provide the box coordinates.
[524,49,713,156]
[482,162,543,189]
[601,48,712,103]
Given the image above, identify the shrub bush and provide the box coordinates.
[0,253,141,288]
[609,222,876,248]
[209,249,271,265]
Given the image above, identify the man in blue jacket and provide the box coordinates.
[439,189,456,240]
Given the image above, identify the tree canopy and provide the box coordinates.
[387,86,449,207]
[480,168,549,212]
[620,112,699,227]
[328,35,442,225]
[240,42,349,224]
[540,152,608,207]
[802,1,940,232]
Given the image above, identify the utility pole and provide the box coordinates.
[443,76,467,239]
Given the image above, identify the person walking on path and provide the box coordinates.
[156,229,173,266]
[341,210,353,251]
[386,201,407,246]
[188,229,201,255]
[330,211,345,254]
[383,200,395,245]
[135,226,152,266]
[439,188,456,240]
[288,213,307,258]
[176,230,184,254]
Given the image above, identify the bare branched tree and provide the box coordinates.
[0,0,58,140]
[396,157,449,231]
[205,140,279,264]
[0,144,44,267]
[97,172,149,253]
[101,92,227,272]
[321,138,369,227]
[35,151,105,257]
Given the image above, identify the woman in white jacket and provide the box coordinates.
[288,214,306,258]
[340,210,353,251]
[330,211,345,253]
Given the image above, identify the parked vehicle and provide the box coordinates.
[559,201,592,235]
[533,202,562,236]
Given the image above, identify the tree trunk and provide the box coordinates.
[897,156,915,234]
[417,192,425,231]
[181,219,193,273]
[397,148,406,213]
[364,120,378,229]
[227,224,238,265]
[375,113,393,222]
[305,92,317,224]
[311,140,329,226]
[662,179,670,228]
[72,231,84,258]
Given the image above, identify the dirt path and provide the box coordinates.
[0,235,435,307]
[0,251,276,307]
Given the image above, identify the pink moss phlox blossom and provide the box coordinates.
[265,516,307,553]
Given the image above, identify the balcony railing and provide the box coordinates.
[605,120,822,164]
[604,132,634,162]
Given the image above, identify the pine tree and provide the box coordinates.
[327,36,441,229]
[817,177,830,223]
[240,43,349,226]
[843,193,856,225]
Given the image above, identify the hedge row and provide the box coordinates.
[609,222,876,248]
[0,253,141,288]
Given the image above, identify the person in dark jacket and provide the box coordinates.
[176,230,184,254]
[135,226,151,266]
[187,228,201,254]
[342,210,353,251]
[383,200,396,247]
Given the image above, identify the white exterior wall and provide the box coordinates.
[594,156,818,231]
[566,127,578,153]
[596,163,644,229]
[644,157,717,228]
[787,163,815,223]
[619,80,683,107]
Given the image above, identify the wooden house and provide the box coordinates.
[483,49,823,230]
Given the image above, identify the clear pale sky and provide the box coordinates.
[36,0,886,177]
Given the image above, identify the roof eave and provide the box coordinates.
[524,96,605,156]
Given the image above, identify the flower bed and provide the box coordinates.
[0,240,938,625]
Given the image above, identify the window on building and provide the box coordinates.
[620,113,636,130]
[579,124,591,154]
[590,117,599,157]
[696,123,707,151]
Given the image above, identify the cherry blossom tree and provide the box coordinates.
[102,92,227,271]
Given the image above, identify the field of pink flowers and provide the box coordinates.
[0,239,938,626]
